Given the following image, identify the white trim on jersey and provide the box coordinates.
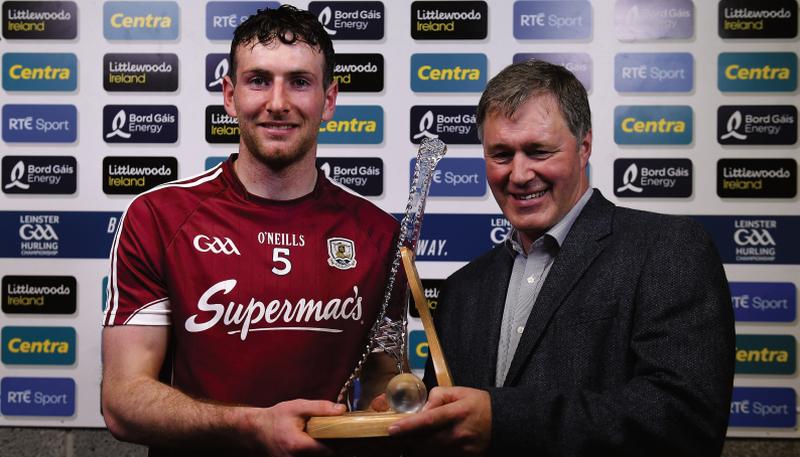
[124,298,172,326]
[105,164,225,326]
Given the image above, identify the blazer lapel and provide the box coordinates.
[503,192,615,386]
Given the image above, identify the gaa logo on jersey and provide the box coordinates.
[327,238,357,270]
[192,235,240,256]
[103,105,178,143]
[614,0,694,41]
[513,53,592,92]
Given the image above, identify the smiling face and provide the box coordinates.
[482,93,591,251]
[222,40,337,170]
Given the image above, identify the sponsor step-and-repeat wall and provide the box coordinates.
[1,0,798,437]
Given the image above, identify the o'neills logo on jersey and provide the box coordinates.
[2,52,76,91]
[410,106,479,145]
[17,214,60,257]
[717,159,797,199]
[2,1,77,39]
[334,53,383,92]
[719,0,797,39]
[410,53,487,93]
[185,279,364,340]
[309,1,384,40]
[514,53,593,91]
[614,0,694,41]
[104,53,178,92]
[318,157,383,196]
[735,334,796,375]
[2,156,76,195]
[411,1,487,40]
[514,1,591,40]
[103,156,178,195]
[103,105,178,143]
[718,106,797,145]
[206,105,240,143]
[614,105,693,145]
[103,1,179,40]
[409,279,443,318]
[205,54,228,92]
[206,2,279,40]
[718,53,797,92]
[319,105,383,144]
[614,159,692,198]
[2,275,76,315]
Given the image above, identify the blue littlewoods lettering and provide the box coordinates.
[103,1,179,40]
[1,326,76,365]
[318,106,383,144]
[615,53,694,92]
[614,105,693,145]
[2,105,77,143]
[206,2,279,40]
[514,1,592,39]
[410,54,487,93]
[730,282,796,323]
[718,52,797,92]
[2,53,77,91]
[1,377,75,417]
[729,387,797,428]
[412,158,486,197]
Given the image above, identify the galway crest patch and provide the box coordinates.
[327,237,357,270]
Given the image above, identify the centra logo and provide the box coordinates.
[319,106,383,144]
[104,2,179,40]
[1,326,76,365]
[718,53,797,92]
[2,53,77,91]
[614,106,693,145]
[411,53,487,93]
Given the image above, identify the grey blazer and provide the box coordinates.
[425,191,735,457]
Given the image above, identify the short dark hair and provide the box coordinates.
[228,5,335,87]
[476,60,591,143]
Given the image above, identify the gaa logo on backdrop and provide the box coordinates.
[614,159,692,198]
[719,0,798,39]
[514,1,591,40]
[410,106,479,144]
[103,156,178,195]
[103,105,178,143]
[717,106,797,145]
[104,1,179,40]
[206,105,239,143]
[614,0,694,41]
[718,52,797,92]
[514,53,592,91]
[16,214,60,257]
[319,105,383,144]
[2,156,77,194]
[317,157,383,196]
[206,1,279,40]
[104,53,178,92]
[309,1,384,39]
[2,275,77,315]
[717,159,797,199]
[614,105,693,145]
[411,1,487,40]
[2,1,78,39]
[334,53,384,92]
[410,53,486,92]
[1,377,75,417]
[2,52,76,91]
[2,104,76,143]
[614,52,693,92]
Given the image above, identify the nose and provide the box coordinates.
[509,152,534,185]
[266,81,290,114]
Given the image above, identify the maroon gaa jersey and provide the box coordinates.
[103,155,401,407]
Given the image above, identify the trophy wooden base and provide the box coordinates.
[306,411,409,439]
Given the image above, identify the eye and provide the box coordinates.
[292,77,311,88]
[488,150,513,164]
[248,75,267,87]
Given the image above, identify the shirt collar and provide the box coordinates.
[505,188,594,255]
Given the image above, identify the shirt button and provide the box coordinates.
[517,326,524,334]
[526,276,535,284]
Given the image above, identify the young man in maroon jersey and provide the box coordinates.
[101,6,400,456]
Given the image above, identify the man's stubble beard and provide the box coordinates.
[241,125,317,171]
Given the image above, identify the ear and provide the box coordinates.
[222,75,237,118]
[578,129,592,169]
[322,81,338,122]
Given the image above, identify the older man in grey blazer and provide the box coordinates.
[389,60,735,457]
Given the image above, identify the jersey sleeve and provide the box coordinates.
[103,196,171,326]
